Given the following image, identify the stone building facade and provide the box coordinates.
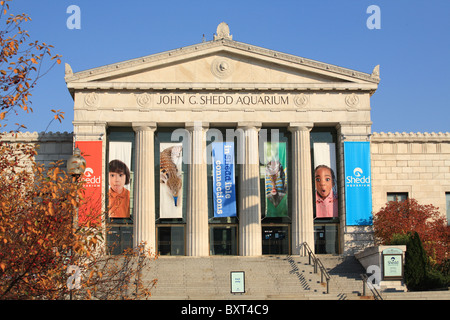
[3,24,449,257]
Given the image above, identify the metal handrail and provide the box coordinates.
[360,273,383,300]
[300,242,331,294]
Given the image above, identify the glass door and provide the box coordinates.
[209,225,238,255]
[262,225,290,254]
[314,224,338,254]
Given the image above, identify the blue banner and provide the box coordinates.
[212,142,237,217]
[344,142,372,226]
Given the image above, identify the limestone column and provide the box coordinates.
[132,123,157,254]
[238,122,262,256]
[186,122,209,256]
[289,123,314,255]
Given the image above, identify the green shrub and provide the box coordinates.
[404,232,450,291]
[404,232,428,291]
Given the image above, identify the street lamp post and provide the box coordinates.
[66,147,86,178]
[66,147,86,300]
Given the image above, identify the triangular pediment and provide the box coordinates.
[65,38,379,93]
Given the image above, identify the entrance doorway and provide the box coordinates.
[157,225,185,255]
[209,225,238,255]
[262,225,290,254]
[314,224,338,254]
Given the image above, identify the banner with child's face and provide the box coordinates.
[313,142,338,218]
[108,142,132,219]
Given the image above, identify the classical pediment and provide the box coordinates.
[65,27,379,95]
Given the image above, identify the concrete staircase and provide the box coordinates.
[143,255,372,300]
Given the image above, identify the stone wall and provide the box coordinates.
[0,131,74,169]
[371,132,450,218]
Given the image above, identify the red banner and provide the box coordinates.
[76,141,103,227]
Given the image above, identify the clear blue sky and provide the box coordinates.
[4,0,449,134]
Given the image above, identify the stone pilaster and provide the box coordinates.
[237,122,262,256]
[289,123,314,255]
[185,122,209,256]
[132,123,157,254]
[336,122,373,255]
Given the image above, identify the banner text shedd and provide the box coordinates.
[156,94,289,106]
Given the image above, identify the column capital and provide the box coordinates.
[237,121,262,130]
[132,122,157,132]
[288,122,313,132]
[185,121,209,130]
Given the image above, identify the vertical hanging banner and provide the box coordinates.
[212,142,237,217]
[344,141,373,225]
[160,143,183,218]
[313,142,338,218]
[108,142,132,219]
[264,142,288,217]
[76,141,103,226]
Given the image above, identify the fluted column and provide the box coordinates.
[289,123,314,255]
[238,122,262,256]
[186,121,209,256]
[132,123,157,254]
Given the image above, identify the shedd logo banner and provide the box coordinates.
[76,141,103,226]
[344,142,372,226]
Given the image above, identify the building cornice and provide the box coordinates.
[66,81,378,92]
[0,131,73,142]
[65,39,380,87]
[371,132,450,143]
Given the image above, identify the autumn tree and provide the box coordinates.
[0,142,157,299]
[0,140,84,299]
[373,198,449,266]
[0,0,63,130]
[0,1,157,299]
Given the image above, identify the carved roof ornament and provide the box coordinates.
[65,63,73,77]
[214,22,232,41]
[371,65,380,78]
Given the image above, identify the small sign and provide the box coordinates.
[382,254,403,280]
[230,271,245,294]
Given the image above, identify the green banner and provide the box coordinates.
[264,142,288,217]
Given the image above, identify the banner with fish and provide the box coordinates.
[160,142,183,219]
[264,142,288,217]
[211,142,237,218]
[313,142,338,218]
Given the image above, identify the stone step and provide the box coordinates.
[141,255,450,300]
